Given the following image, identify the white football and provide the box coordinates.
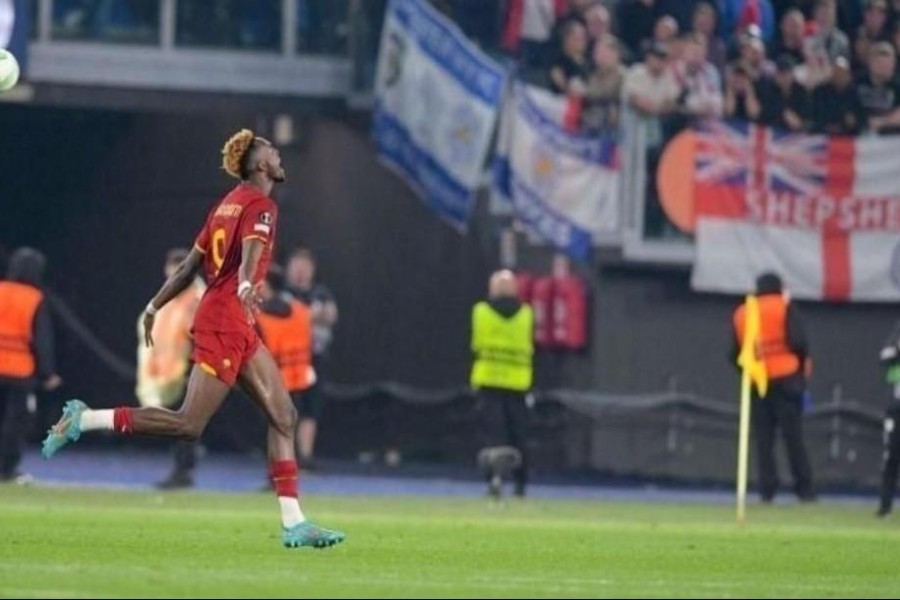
[0,49,20,92]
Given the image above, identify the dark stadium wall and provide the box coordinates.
[0,104,895,449]
[523,261,897,412]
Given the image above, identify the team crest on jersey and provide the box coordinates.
[259,212,273,225]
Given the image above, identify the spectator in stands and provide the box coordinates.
[0,248,61,484]
[812,0,851,60]
[583,37,626,132]
[735,30,773,82]
[617,0,658,57]
[731,273,816,504]
[773,8,807,65]
[794,23,834,90]
[758,55,810,130]
[673,33,724,119]
[502,0,567,70]
[549,20,589,95]
[651,14,679,50]
[724,63,763,121]
[584,2,612,49]
[692,2,727,72]
[857,41,900,133]
[623,42,680,128]
[720,0,776,44]
[548,0,594,58]
[470,270,534,498]
[854,0,890,71]
[811,55,864,133]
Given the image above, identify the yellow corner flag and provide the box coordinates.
[737,295,768,398]
[736,295,768,525]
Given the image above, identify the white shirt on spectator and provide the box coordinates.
[673,61,724,117]
[521,0,557,42]
[622,64,681,114]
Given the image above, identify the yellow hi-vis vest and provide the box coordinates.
[470,301,534,392]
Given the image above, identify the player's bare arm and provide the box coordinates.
[238,237,265,322]
[143,248,203,347]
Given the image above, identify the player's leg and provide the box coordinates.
[42,365,229,458]
[237,344,345,549]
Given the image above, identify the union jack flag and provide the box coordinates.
[695,120,829,196]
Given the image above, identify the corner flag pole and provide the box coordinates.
[736,361,752,525]
[736,294,766,526]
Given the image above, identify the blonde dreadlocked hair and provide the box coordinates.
[221,129,256,180]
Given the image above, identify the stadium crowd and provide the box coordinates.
[436,0,900,136]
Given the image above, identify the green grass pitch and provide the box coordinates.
[1,486,899,598]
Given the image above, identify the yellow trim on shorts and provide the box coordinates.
[199,362,217,377]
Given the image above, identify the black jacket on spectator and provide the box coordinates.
[811,82,865,134]
[549,54,588,94]
[770,42,805,66]
[757,77,810,130]
[856,74,900,119]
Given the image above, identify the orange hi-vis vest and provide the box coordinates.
[733,294,801,379]
[0,281,43,379]
[257,299,314,392]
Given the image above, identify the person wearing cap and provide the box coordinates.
[731,273,816,503]
[857,41,900,133]
[0,248,62,484]
[811,55,865,133]
[758,54,810,130]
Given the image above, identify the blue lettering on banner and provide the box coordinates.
[509,172,592,260]
[390,0,504,105]
[374,107,473,227]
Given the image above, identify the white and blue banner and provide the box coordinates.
[494,84,620,259]
[373,0,506,229]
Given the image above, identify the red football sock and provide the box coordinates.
[269,460,298,498]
